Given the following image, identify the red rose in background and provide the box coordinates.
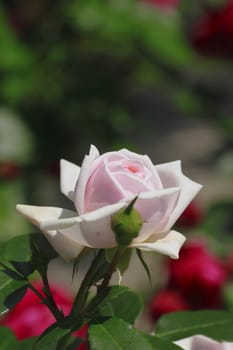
[168,240,226,308]
[176,202,203,229]
[150,289,188,320]
[1,281,88,349]
[142,0,179,10]
[190,1,233,59]
[0,162,21,180]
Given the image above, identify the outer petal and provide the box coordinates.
[175,335,222,350]
[78,201,127,247]
[16,205,83,261]
[74,145,99,214]
[60,159,80,201]
[155,161,203,230]
[133,188,180,242]
[40,202,127,248]
[131,230,186,259]
[175,337,192,350]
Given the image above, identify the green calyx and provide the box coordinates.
[111,197,143,247]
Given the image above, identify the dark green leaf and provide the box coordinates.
[30,233,58,262]
[144,334,183,350]
[0,327,35,349]
[89,318,156,350]
[0,270,28,315]
[1,234,31,264]
[156,310,233,342]
[0,327,17,349]
[33,327,72,350]
[90,286,142,324]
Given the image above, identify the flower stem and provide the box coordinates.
[41,273,64,321]
[71,249,106,316]
[99,247,124,291]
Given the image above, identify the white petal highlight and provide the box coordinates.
[16,204,83,261]
[36,202,127,249]
[74,145,99,214]
[43,230,84,261]
[155,161,203,230]
[131,230,186,259]
[78,201,127,248]
[60,159,80,201]
[133,188,180,242]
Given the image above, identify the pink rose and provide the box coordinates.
[175,335,233,350]
[17,145,202,261]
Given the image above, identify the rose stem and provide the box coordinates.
[71,249,106,316]
[99,247,124,291]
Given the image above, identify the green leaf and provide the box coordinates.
[0,234,35,277]
[89,318,156,350]
[0,327,35,349]
[90,286,143,324]
[0,327,16,349]
[33,325,71,350]
[1,234,32,264]
[0,269,28,315]
[156,310,233,342]
[144,334,182,350]
[30,233,58,262]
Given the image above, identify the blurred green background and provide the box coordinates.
[0,0,232,259]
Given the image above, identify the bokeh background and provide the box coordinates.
[0,0,233,332]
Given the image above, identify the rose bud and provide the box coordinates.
[111,197,143,246]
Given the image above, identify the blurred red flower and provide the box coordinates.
[176,202,203,228]
[150,289,188,320]
[1,281,88,349]
[190,1,233,59]
[168,240,226,308]
[0,162,21,180]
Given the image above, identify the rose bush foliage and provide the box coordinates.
[16,145,202,261]
[1,281,88,349]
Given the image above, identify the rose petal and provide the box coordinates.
[84,159,126,212]
[155,161,202,230]
[74,145,99,214]
[131,230,186,259]
[174,337,192,350]
[175,335,223,350]
[68,201,128,248]
[120,149,163,190]
[60,159,80,201]
[16,205,83,261]
[39,202,127,248]
[133,188,180,242]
